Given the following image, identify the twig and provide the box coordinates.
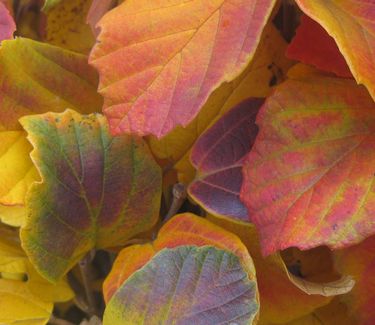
[163,183,187,223]
[79,250,98,317]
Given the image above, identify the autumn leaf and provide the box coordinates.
[148,24,292,184]
[103,213,258,324]
[0,1,15,42]
[241,75,375,255]
[286,15,352,78]
[42,0,95,54]
[104,246,259,325]
[206,215,352,324]
[0,225,73,325]
[20,110,162,282]
[0,131,39,207]
[89,0,277,138]
[0,37,102,130]
[0,37,102,226]
[86,0,117,37]
[103,213,256,303]
[273,298,354,325]
[335,235,375,324]
[189,98,262,221]
[0,131,38,227]
[295,0,375,100]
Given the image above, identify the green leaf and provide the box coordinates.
[20,109,162,282]
[104,245,259,325]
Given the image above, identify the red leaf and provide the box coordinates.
[241,76,375,255]
[286,15,352,78]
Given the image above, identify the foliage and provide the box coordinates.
[0,0,374,324]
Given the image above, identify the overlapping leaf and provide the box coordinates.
[0,38,102,130]
[241,75,375,255]
[0,131,39,207]
[0,37,102,226]
[103,213,256,301]
[89,0,277,138]
[0,225,73,325]
[286,15,352,78]
[104,246,258,325]
[189,98,262,221]
[103,214,258,324]
[20,110,162,282]
[43,0,95,54]
[206,215,353,324]
[295,0,375,99]
[0,1,15,42]
[148,25,292,183]
[335,235,375,324]
[86,0,117,37]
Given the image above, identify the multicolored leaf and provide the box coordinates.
[148,24,293,183]
[189,98,262,221]
[335,235,375,325]
[206,215,351,324]
[103,213,256,302]
[0,38,102,131]
[104,246,259,325]
[286,15,352,78]
[89,0,277,138]
[295,0,375,100]
[43,0,95,54]
[0,1,15,42]
[20,110,162,282]
[241,76,375,255]
[0,225,73,325]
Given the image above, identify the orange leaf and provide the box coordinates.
[89,0,277,138]
[295,0,375,100]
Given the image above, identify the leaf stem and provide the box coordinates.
[163,183,187,223]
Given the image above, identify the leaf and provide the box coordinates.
[286,15,352,78]
[43,0,95,54]
[189,98,262,221]
[104,246,258,325]
[335,235,375,324]
[86,0,117,37]
[103,213,256,303]
[0,37,102,131]
[206,215,349,324]
[0,1,15,41]
[89,0,277,138]
[0,205,27,227]
[0,131,39,206]
[274,298,354,325]
[0,225,73,325]
[295,0,375,100]
[20,110,162,282]
[0,131,38,227]
[241,76,375,255]
[148,24,293,183]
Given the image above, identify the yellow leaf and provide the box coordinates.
[148,24,293,183]
[0,225,73,324]
[43,0,95,54]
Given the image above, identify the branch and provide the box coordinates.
[163,183,187,223]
